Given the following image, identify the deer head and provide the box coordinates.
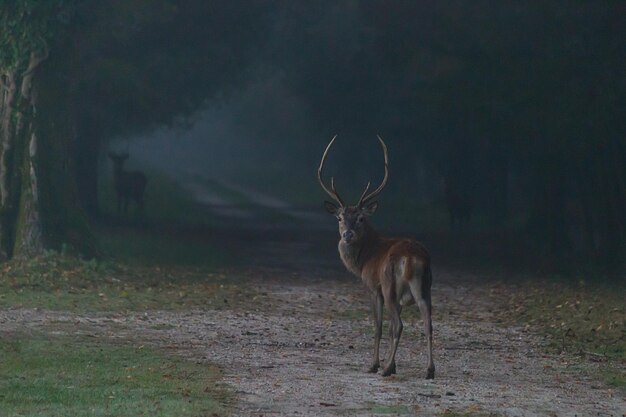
[108,151,129,172]
[318,135,389,244]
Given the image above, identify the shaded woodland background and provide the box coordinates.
[1,1,625,274]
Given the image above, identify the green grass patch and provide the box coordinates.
[498,277,625,389]
[96,225,230,267]
[0,251,250,312]
[600,367,626,389]
[505,280,625,360]
[0,333,228,417]
[100,171,212,227]
[98,171,234,268]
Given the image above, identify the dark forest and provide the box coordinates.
[0,2,624,415]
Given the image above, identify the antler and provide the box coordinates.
[357,135,389,207]
[318,135,345,207]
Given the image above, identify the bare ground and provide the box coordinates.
[2,181,625,416]
[2,261,624,416]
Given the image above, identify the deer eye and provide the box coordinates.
[358,216,364,223]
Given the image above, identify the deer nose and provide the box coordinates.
[342,230,354,242]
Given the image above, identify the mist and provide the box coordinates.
[95,1,626,271]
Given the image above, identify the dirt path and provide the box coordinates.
[2,183,624,416]
[152,270,625,417]
[2,266,624,416]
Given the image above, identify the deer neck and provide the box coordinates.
[338,224,381,277]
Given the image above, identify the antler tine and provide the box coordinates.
[356,181,371,207]
[358,135,389,207]
[318,135,345,207]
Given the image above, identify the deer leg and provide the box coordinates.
[382,302,402,377]
[368,291,383,373]
[417,292,435,379]
[408,272,435,379]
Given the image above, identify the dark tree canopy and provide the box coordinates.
[0,1,624,271]
[0,0,271,257]
[255,1,625,268]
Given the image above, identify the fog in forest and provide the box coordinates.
[96,1,623,275]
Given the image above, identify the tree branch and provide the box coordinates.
[21,39,50,79]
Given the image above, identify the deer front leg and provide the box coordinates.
[368,291,383,373]
[382,302,402,377]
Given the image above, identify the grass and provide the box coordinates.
[0,251,250,312]
[0,333,228,417]
[601,367,626,389]
[98,168,245,268]
[496,277,626,390]
[99,171,213,227]
[100,170,302,229]
[0,170,240,414]
[96,224,231,267]
[505,280,625,359]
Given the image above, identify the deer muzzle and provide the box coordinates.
[342,230,355,243]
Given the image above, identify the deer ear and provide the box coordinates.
[324,201,339,215]
[362,201,378,216]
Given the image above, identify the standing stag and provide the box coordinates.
[108,152,147,214]
[318,135,435,378]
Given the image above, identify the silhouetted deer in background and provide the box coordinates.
[108,152,147,215]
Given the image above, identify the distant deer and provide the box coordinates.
[108,152,147,214]
[318,135,435,379]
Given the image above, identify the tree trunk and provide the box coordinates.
[0,71,18,260]
[0,51,98,260]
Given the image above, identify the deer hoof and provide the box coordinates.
[381,363,396,377]
[426,367,435,379]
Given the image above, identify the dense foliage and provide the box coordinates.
[0,1,269,257]
[261,1,626,269]
[1,2,624,271]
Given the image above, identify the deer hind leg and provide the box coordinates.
[409,271,435,379]
[382,298,402,377]
[368,291,383,373]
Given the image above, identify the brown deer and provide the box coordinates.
[108,152,148,214]
[318,135,435,379]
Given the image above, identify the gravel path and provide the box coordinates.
[2,181,624,416]
[2,267,624,417]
